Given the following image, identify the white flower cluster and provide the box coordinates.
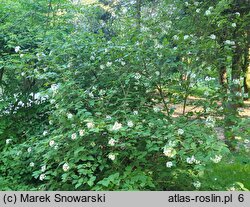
[205,6,213,16]
[186,155,200,164]
[71,133,77,140]
[6,139,12,144]
[166,161,173,168]
[127,120,134,127]
[133,73,141,80]
[224,40,235,45]
[106,62,112,67]
[49,140,55,147]
[111,122,122,131]
[41,165,46,172]
[153,107,161,113]
[177,129,184,135]
[205,116,215,128]
[63,163,70,172]
[193,181,201,189]
[163,147,176,158]
[232,79,240,85]
[39,174,46,181]
[209,34,216,40]
[108,138,116,146]
[79,129,85,136]
[108,153,116,161]
[210,155,222,163]
[15,46,21,53]
[87,122,94,129]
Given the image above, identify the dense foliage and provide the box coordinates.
[0,0,249,190]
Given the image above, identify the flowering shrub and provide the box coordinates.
[0,0,249,191]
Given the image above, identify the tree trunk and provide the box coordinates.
[136,0,141,32]
[231,42,243,107]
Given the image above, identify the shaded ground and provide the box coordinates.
[171,96,250,118]
[168,96,250,140]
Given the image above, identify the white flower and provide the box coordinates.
[243,93,249,98]
[108,153,116,161]
[49,120,53,125]
[173,35,179,40]
[232,23,236,28]
[194,1,199,6]
[193,181,201,189]
[134,73,141,80]
[36,52,46,61]
[166,161,173,168]
[210,34,216,40]
[29,162,35,167]
[235,12,240,16]
[21,72,25,76]
[121,61,126,66]
[196,9,200,13]
[100,64,105,70]
[187,155,196,164]
[67,113,73,119]
[39,174,46,181]
[127,120,134,127]
[20,54,24,58]
[204,91,209,96]
[155,71,160,76]
[228,187,236,191]
[168,141,177,147]
[184,35,189,40]
[153,107,161,113]
[173,47,178,50]
[106,115,112,120]
[205,10,211,16]
[106,62,112,67]
[244,139,249,144]
[63,163,70,172]
[205,76,211,81]
[235,136,242,140]
[51,84,59,92]
[49,140,55,147]
[71,133,77,140]
[27,147,32,153]
[90,55,95,60]
[79,129,85,136]
[111,122,122,131]
[89,92,94,98]
[205,116,215,128]
[177,129,184,135]
[6,139,12,144]
[41,165,46,172]
[15,46,21,53]
[190,73,196,79]
[232,79,240,84]
[225,40,235,45]
[163,147,176,158]
[210,155,222,163]
[236,92,242,97]
[87,122,94,129]
[108,138,116,146]
[133,110,138,115]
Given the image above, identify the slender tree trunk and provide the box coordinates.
[136,0,141,32]
[243,47,250,98]
[243,30,250,99]
[231,42,243,107]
